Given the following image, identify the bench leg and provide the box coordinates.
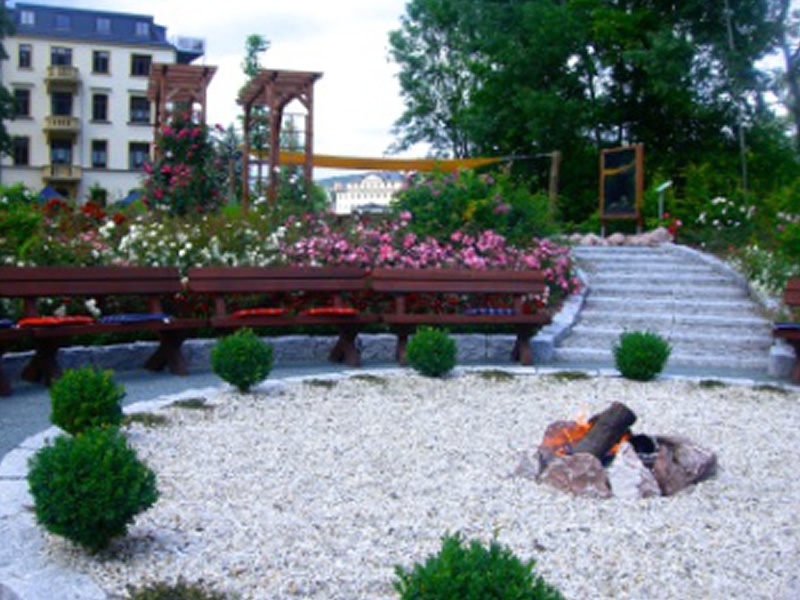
[144,332,189,375]
[511,327,535,366]
[22,340,61,386]
[395,328,412,365]
[329,327,361,367]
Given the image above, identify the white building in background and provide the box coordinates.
[331,172,405,214]
[0,2,204,201]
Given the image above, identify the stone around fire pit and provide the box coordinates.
[539,453,612,499]
[652,435,718,496]
[607,442,661,499]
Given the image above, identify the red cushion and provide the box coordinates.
[18,315,95,327]
[231,307,287,318]
[303,307,358,316]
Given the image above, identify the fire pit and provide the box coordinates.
[515,401,718,499]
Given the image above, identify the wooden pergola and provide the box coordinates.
[238,69,323,210]
[147,63,217,157]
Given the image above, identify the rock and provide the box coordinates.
[512,449,546,480]
[540,453,611,499]
[607,232,626,246]
[607,442,661,499]
[652,435,717,496]
[649,227,673,244]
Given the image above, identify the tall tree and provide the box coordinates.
[768,0,800,151]
[0,4,17,155]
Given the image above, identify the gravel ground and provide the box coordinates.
[48,370,800,600]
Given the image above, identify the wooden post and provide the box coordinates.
[548,150,562,213]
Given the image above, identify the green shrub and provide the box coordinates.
[126,578,230,600]
[211,328,274,392]
[27,427,158,552]
[613,330,672,381]
[394,533,565,600]
[405,327,457,377]
[50,367,125,435]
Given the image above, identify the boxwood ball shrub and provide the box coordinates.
[50,366,125,435]
[211,328,274,392]
[613,330,672,381]
[394,533,565,600]
[406,326,457,377]
[27,427,158,553]
[126,578,229,600]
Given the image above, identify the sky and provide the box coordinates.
[54,0,417,176]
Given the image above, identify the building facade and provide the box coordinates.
[0,2,203,201]
[331,172,405,214]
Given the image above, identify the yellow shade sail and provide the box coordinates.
[275,151,508,172]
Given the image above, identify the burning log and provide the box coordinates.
[572,401,636,461]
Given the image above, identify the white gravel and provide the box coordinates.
[51,370,800,600]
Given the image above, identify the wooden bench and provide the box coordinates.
[0,266,205,387]
[774,278,800,383]
[370,268,552,365]
[186,266,378,367]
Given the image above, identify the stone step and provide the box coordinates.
[553,346,771,371]
[579,296,761,317]
[587,282,747,299]
[573,311,770,332]
[588,272,733,286]
[560,325,772,352]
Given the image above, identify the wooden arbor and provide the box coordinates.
[147,63,217,157]
[238,69,323,210]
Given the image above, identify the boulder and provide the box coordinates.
[607,442,661,499]
[652,435,717,496]
[540,453,611,498]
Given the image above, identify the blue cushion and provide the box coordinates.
[774,322,800,330]
[98,313,171,325]
[0,318,13,329]
[463,307,515,316]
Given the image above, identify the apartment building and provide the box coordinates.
[0,2,204,201]
[331,172,405,214]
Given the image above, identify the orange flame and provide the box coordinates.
[541,418,592,456]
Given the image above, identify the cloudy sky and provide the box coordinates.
[55,0,416,168]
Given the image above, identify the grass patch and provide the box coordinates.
[547,371,591,381]
[170,397,213,411]
[476,369,515,382]
[350,374,388,386]
[752,383,789,395]
[304,378,339,389]
[698,379,728,389]
[123,412,169,428]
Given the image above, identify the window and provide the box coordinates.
[55,14,70,30]
[20,10,35,26]
[92,51,110,74]
[96,17,111,34]
[135,21,150,37]
[129,96,150,124]
[50,140,72,165]
[130,54,151,76]
[18,44,32,69]
[51,92,73,117]
[129,142,150,170]
[92,93,108,121]
[13,89,31,117]
[91,140,108,169]
[12,137,29,166]
[51,47,72,66]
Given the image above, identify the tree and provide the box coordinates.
[241,34,271,194]
[0,3,17,155]
[768,0,800,151]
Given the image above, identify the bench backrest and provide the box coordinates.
[370,268,547,295]
[187,266,370,294]
[0,266,184,297]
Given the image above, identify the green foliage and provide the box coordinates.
[406,327,457,377]
[394,532,565,600]
[27,427,158,553]
[141,110,224,217]
[211,328,274,392]
[50,367,125,436]
[613,330,672,381]
[392,169,556,245]
[126,578,230,600]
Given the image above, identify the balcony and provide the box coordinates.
[45,65,80,92]
[43,115,80,138]
[42,164,83,183]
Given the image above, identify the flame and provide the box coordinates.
[609,432,632,457]
[541,418,592,456]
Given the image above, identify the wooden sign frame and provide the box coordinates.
[599,144,644,231]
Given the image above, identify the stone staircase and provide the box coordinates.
[554,244,775,373]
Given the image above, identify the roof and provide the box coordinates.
[8,2,175,49]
